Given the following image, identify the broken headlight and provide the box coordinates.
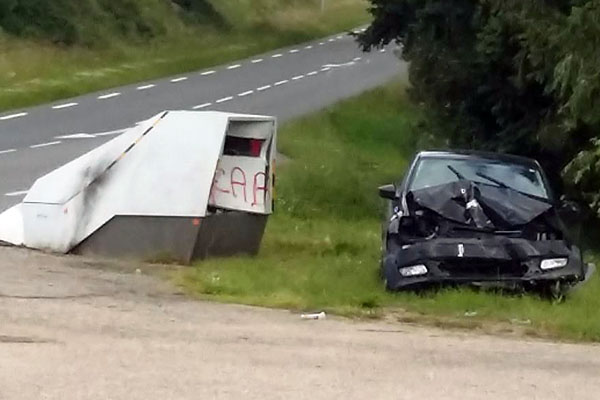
[401,211,438,239]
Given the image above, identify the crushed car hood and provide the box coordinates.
[406,180,554,229]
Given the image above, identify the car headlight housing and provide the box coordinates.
[399,264,428,277]
[540,258,568,271]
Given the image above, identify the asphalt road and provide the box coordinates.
[0,30,406,211]
[1,246,600,400]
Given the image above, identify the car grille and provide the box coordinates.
[438,259,528,278]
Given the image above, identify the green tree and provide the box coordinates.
[359,0,600,212]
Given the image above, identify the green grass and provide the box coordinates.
[175,82,600,342]
[0,0,368,111]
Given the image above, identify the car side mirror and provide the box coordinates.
[379,184,396,200]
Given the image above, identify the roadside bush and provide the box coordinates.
[171,0,226,26]
[0,0,221,45]
[0,0,79,44]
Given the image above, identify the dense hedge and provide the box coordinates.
[0,0,223,45]
[359,0,600,213]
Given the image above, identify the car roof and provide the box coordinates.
[416,150,540,168]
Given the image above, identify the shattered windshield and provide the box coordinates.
[409,157,549,199]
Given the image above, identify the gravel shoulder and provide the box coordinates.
[1,246,599,400]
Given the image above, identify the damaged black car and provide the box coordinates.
[379,151,595,295]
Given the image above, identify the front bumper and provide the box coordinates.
[383,238,585,290]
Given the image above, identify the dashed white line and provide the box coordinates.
[30,141,61,149]
[238,90,254,97]
[289,49,299,54]
[321,67,331,72]
[328,38,335,42]
[201,70,216,76]
[307,71,318,76]
[272,53,283,58]
[274,80,289,86]
[55,133,96,139]
[353,57,362,61]
[292,75,305,81]
[5,190,28,197]
[251,59,263,64]
[137,84,155,90]
[216,96,233,104]
[319,42,325,45]
[305,45,313,49]
[380,49,386,53]
[257,85,271,92]
[0,112,27,121]
[0,149,16,155]
[193,103,212,110]
[98,92,120,100]
[337,35,343,39]
[52,102,78,110]
[170,77,188,83]
[227,64,241,70]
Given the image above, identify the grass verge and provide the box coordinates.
[0,0,368,111]
[175,82,600,343]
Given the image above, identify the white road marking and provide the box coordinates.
[319,42,325,45]
[0,149,16,155]
[274,80,289,86]
[216,96,233,104]
[137,84,155,90]
[257,85,271,91]
[227,64,241,70]
[0,112,27,121]
[380,49,386,53]
[30,141,61,149]
[289,49,299,54]
[193,103,212,110]
[95,129,126,137]
[353,57,362,61]
[170,77,188,83]
[307,71,318,76]
[321,67,331,71]
[55,133,96,139]
[5,190,28,197]
[201,70,216,76]
[323,61,355,68]
[272,53,283,58]
[292,75,305,80]
[52,102,78,110]
[328,38,335,42]
[305,45,313,49]
[337,35,343,39]
[98,92,120,100]
[238,90,254,97]
[251,59,263,64]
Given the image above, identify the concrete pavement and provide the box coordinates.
[0,246,599,400]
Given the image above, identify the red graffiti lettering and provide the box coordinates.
[230,167,248,202]
[252,172,267,206]
[209,168,230,204]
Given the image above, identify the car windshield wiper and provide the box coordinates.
[447,165,465,180]
[475,172,509,189]
[475,171,550,202]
